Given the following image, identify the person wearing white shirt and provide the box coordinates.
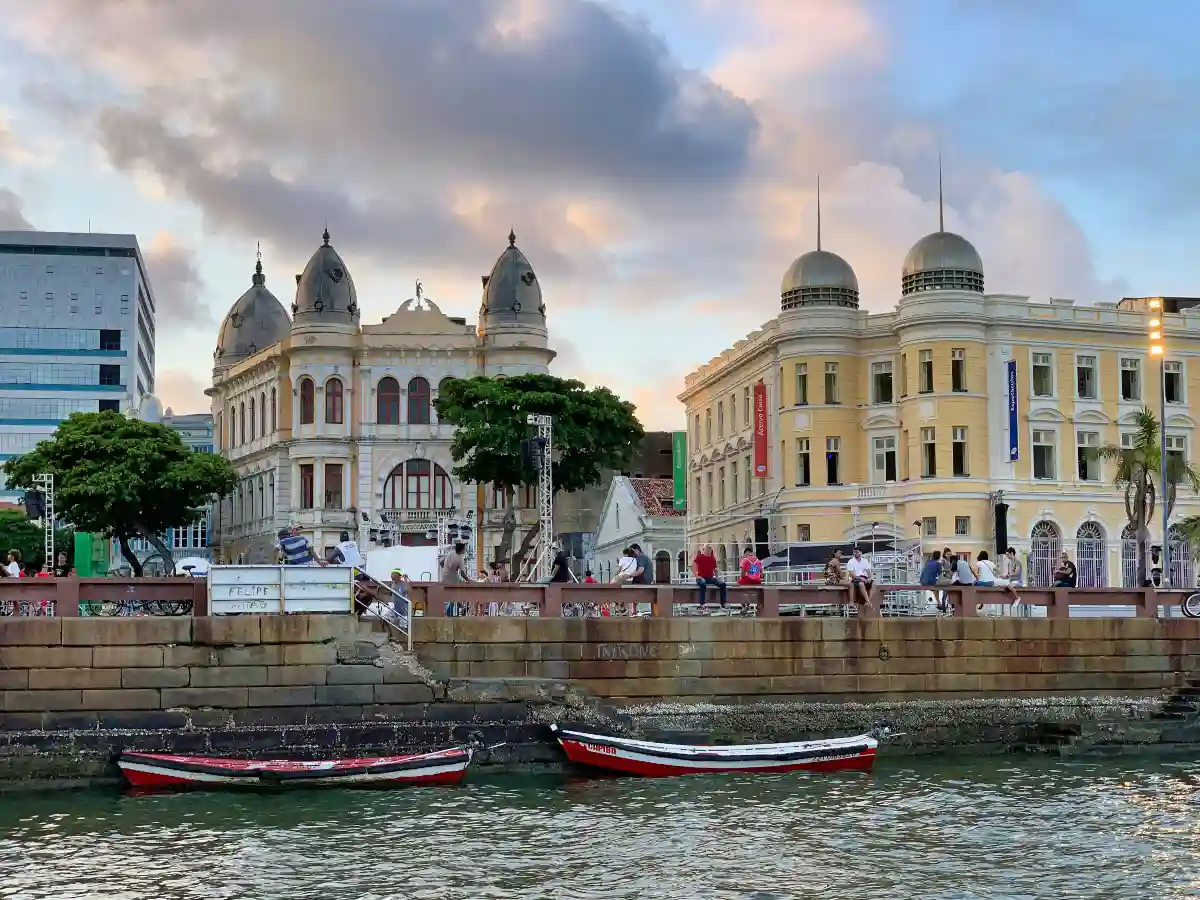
[5,549,22,578]
[846,548,874,607]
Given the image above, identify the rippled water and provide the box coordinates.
[2,755,1200,899]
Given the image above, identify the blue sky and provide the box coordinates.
[0,0,1194,429]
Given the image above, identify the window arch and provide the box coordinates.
[270,387,277,432]
[677,550,687,580]
[239,402,246,445]
[1121,523,1139,587]
[249,397,256,441]
[377,377,400,424]
[408,377,431,425]
[381,459,453,509]
[1168,524,1193,589]
[259,391,266,436]
[1029,521,1062,587]
[325,377,344,424]
[257,475,265,521]
[299,377,315,425]
[1075,521,1106,588]
[654,550,671,584]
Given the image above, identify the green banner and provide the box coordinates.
[671,431,687,510]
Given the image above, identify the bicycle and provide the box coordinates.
[1182,592,1200,618]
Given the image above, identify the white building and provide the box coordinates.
[208,229,554,564]
[591,476,688,583]
[0,231,156,501]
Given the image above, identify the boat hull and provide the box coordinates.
[118,747,472,790]
[550,724,876,778]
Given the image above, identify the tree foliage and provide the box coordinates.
[2,411,237,575]
[0,508,72,572]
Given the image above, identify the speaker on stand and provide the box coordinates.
[753,517,769,559]
[994,502,1010,558]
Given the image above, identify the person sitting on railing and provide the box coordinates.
[1053,551,1078,588]
[327,531,365,568]
[824,550,847,585]
[846,547,874,606]
[737,547,763,586]
[974,550,1021,612]
[693,543,727,612]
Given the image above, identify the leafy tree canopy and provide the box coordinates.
[2,412,237,571]
[434,373,645,495]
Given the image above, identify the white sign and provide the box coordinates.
[209,565,354,615]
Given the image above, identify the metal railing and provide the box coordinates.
[353,567,412,651]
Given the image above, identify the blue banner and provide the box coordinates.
[1007,359,1019,462]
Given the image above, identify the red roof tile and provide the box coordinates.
[629,478,685,517]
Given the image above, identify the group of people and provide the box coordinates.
[691,543,765,612]
[0,549,73,579]
[918,546,1026,613]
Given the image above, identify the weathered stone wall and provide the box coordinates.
[414,616,1200,702]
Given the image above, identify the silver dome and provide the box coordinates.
[479,230,545,327]
[214,259,291,364]
[781,249,860,310]
[137,393,164,424]
[901,231,984,295]
[292,228,359,325]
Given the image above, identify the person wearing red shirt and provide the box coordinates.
[693,543,726,611]
[737,547,764,586]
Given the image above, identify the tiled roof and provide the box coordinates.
[629,477,685,517]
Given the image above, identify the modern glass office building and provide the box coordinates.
[0,231,156,501]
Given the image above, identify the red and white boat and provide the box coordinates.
[117,746,473,790]
[549,723,878,777]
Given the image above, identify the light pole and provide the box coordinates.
[1149,299,1169,586]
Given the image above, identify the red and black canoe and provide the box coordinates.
[117,746,473,790]
[549,723,878,777]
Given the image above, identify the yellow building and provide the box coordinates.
[679,217,1200,589]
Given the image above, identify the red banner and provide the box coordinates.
[753,381,768,478]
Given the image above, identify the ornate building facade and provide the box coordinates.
[208,230,553,564]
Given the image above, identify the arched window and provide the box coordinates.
[1029,521,1062,587]
[234,483,242,524]
[408,377,431,425]
[436,377,455,423]
[654,550,672,584]
[238,402,246,445]
[1075,522,1106,588]
[299,377,315,425]
[718,545,728,573]
[259,391,267,436]
[215,412,222,451]
[677,550,687,580]
[381,459,454,509]
[377,377,400,424]
[1121,523,1139,587]
[1168,524,1193,589]
[270,387,277,433]
[268,471,275,518]
[249,397,256,441]
[257,476,265,521]
[325,377,344,424]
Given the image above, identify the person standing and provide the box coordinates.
[276,527,316,565]
[628,544,653,585]
[53,550,71,578]
[693,543,727,611]
[550,545,571,583]
[5,550,22,578]
[441,542,469,583]
[328,531,364,568]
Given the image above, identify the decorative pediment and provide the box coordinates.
[1072,409,1110,425]
[1117,410,1144,426]
[723,441,736,456]
[736,436,751,450]
[861,413,900,430]
[1029,407,1066,423]
[1166,413,1197,428]
[699,453,710,465]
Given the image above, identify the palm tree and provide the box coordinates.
[1098,407,1200,586]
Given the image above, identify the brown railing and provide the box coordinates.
[0,578,207,617]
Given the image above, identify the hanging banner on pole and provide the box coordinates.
[1006,359,1019,462]
[753,381,769,477]
[671,431,687,510]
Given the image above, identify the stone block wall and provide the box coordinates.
[413,616,1200,704]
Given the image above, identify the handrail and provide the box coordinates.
[352,567,412,651]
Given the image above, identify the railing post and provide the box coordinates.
[425,583,446,617]
[955,586,977,616]
[55,576,80,617]
[760,587,780,617]
[1136,588,1158,618]
[544,584,563,617]
[191,577,209,616]
[1049,588,1070,618]
[654,586,674,617]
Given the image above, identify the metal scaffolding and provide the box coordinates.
[526,414,553,582]
[32,473,54,568]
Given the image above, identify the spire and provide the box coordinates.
[252,241,264,285]
[322,226,331,246]
[937,152,945,233]
[508,228,517,247]
[815,174,822,251]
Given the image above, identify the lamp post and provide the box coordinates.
[1149,299,1169,586]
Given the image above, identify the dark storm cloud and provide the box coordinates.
[0,189,32,230]
[142,234,211,328]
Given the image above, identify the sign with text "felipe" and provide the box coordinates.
[753,381,769,478]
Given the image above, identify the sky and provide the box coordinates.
[0,0,1195,432]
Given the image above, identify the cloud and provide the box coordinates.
[142,231,211,328]
[0,188,32,229]
[155,368,209,417]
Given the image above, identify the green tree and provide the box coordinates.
[0,508,73,572]
[1099,406,1200,585]
[434,374,644,567]
[2,411,237,576]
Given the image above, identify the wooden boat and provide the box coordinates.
[117,746,473,790]
[549,723,878,777]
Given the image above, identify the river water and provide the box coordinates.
[1,755,1198,899]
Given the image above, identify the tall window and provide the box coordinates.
[899,353,908,397]
[798,524,811,542]
[705,471,713,510]
[381,459,453,509]
[951,348,966,392]
[693,476,702,514]
[922,516,937,537]
[248,397,256,441]
[743,455,751,500]
[299,464,314,509]
[692,414,700,448]
[729,393,737,429]
[324,463,343,508]
[299,378,315,424]
[873,436,897,482]
[824,362,839,404]
[921,427,937,477]
[919,349,933,393]
[377,377,401,424]
[743,387,750,423]
[825,436,841,485]
[1076,430,1100,481]
[1165,361,1183,404]
[1032,353,1054,397]
[952,427,969,477]
[1166,435,1186,469]
[239,402,246,444]
[871,361,893,404]
[229,405,236,447]
[731,464,739,502]
[705,409,712,443]
[325,377,344,424]
[718,466,726,507]
[717,401,725,438]
[796,438,811,486]
[408,377,431,424]
[216,412,222,451]
[1076,355,1097,399]
[795,364,808,405]
[270,387,277,432]
[1033,429,1057,480]
[1120,358,1141,401]
[259,391,267,435]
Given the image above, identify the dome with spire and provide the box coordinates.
[214,251,291,365]
[292,228,359,326]
[479,230,545,327]
[900,162,984,296]
[780,176,860,310]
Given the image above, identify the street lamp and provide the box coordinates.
[1149,299,1169,586]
